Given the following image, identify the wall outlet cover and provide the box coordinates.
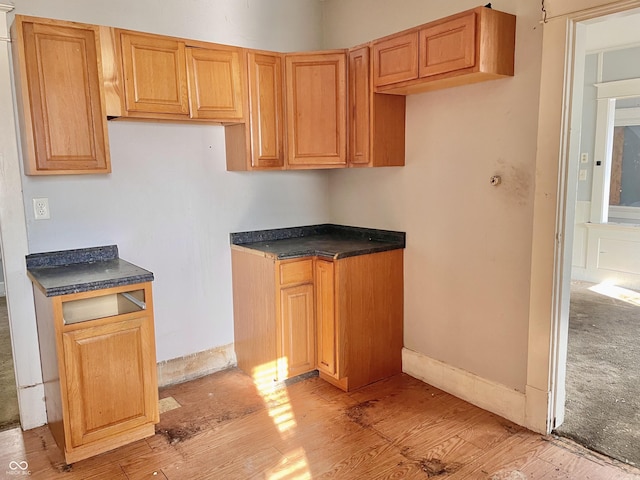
[33,198,50,220]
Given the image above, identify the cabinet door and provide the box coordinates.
[248,52,284,168]
[315,259,337,377]
[16,20,110,174]
[62,316,158,448]
[372,32,418,88]
[285,53,346,167]
[348,47,371,166]
[186,47,244,120]
[120,32,189,115]
[280,284,316,378]
[419,12,476,78]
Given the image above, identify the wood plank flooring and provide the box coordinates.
[1,368,638,479]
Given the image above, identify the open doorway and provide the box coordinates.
[0,245,20,431]
[553,9,640,466]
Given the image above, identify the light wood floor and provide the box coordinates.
[1,369,639,479]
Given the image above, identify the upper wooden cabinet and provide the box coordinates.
[119,32,189,116]
[225,51,285,171]
[348,47,371,166]
[12,7,515,174]
[186,46,244,121]
[285,52,347,168]
[372,32,418,88]
[12,16,111,175]
[373,6,515,95]
[104,30,246,122]
[419,11,476,78]
[348,46,405,167]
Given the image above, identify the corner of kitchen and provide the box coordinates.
[0,2,516,462]
[4,1,632,478]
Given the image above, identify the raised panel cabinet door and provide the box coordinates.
[120,32,189,115]
[18,20,110,174]
[315,259,337,377]
[285,52,347,167]
[62,316,159,448]
[186,47,244,120]
[348,47,371,166]
[419,12,476,78]
[248,52,284,168]
[280,283,316,378]
[372,32,418,88]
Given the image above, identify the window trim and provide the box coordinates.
[589,77,640,223]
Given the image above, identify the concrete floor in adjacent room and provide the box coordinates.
[556,281,640,467]
[0,295,20,431]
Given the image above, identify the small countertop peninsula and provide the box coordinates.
[26,245,154,297]
[230,224,405,260]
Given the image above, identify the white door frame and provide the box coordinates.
[0,4,47,429]
[526,0,640,434]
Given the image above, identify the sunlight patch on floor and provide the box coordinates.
[589,281,640,307]
[266,447,312,480]
[252,361,311,480]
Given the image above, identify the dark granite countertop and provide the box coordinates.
[230,224,405,260]
[26,245,154,297]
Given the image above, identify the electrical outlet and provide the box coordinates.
[33,198,50,220]
[580,153,589,164]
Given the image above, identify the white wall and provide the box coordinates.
[322,0,543,392]
[11,0,330,363]
[11,0,324,51]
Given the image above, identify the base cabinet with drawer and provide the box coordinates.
[32,282,159,464]
[231,247,403,391]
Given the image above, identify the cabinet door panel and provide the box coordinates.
[285,53,346,167]
[248,52,284,168]
[63,316,158,447]
[20,21,109,173]
[315,259,336,377]
[372,32,418,88]
[348,47,371,166]
[419,12,476,78]
[187,47,244,120]
[280,284,315,378]
[121,32,189,115]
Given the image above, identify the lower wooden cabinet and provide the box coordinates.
[279,283,316,378]
[33,282,159,464]
[314,259,336,377]
[231,247,403,390]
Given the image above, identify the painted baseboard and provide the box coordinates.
[157,343,237,387]
[18,383,47,430]
[402,348,527,428]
